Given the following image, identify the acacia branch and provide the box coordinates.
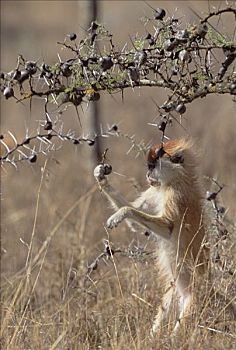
[1,5,235,166]
[200,7,236,23]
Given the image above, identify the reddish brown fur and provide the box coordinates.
[148,139,193,162]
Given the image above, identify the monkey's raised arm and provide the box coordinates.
[94,164,130,211]
[94,164,173,239]
[106,206,173,240]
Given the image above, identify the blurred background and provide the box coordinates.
[1,0,236,276]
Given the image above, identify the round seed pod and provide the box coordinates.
[158,120,167,132]
[206,191,217,201]
[104,164,112,175]
[165,51,174,59]
[90,56,98,63]
[196,23,208,39]
[229,83,236,95]
[110,124,118,132]
[91,21,99,31]
[18,70,30,83]
[128,66,139,82]
[61,63,72,77]
[0,72,5,79]
[100,56,113,71]
[3,86,14,99]
[176,103,186,114]
[155,8,166,20]
[41,63,51,73]
[148,37,155,46]
[70,94,82,106]
[175,29,189,41]
[179,49,191,63]
[23,138,30,145]
[45,72,53,79]
[218,206,226,215]
[69,33,77,41]
[223,45,235,56]
[25,61,37,75]
[162,103,174,112]
[44,121,53,131]
[134,50,147,67]
[29,154,37,163]
[87,91,100,102]
[164,38,177,52]
[171,66,178,75]
[87,139,95,146]
[145,33,152,40]
[12,70,21,81]
[81,59,89,68]
[46,134,53,140]
[181,86,188,94]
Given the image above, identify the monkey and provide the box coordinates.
[94,138,210,335]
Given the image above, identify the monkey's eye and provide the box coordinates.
[169,153,184,164]
[155,146,165,159]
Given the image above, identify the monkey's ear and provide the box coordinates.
[170,151,184,164]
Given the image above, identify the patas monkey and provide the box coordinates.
[94,138,209,334]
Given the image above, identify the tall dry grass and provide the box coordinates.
[1,160,236,348]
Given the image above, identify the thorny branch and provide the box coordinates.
[65,238,156,293]
[86,239,154,277]
[206,177,234,276]
[1,5,236,166]
[0,123,150,167]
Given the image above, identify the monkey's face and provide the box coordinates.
[146,141,185,186]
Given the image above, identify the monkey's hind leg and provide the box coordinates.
[151,281,175,336]
[173,274,193,334]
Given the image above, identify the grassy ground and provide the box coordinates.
[1,166,236,349]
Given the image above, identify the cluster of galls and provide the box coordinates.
[127,15,209,92]
[162,23,208,64]
[1,60,38,100]
[161,101,187,115]
[0,46,106,108]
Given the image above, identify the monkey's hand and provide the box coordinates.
[107,207,129,229]
[94,164,112,183]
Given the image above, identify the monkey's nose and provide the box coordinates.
[146,170,152,179]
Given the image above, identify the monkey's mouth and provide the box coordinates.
[146,172,159,186]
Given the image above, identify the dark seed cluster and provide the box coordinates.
[1,6,235,166]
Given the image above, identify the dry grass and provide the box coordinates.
[1,163,236,349]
